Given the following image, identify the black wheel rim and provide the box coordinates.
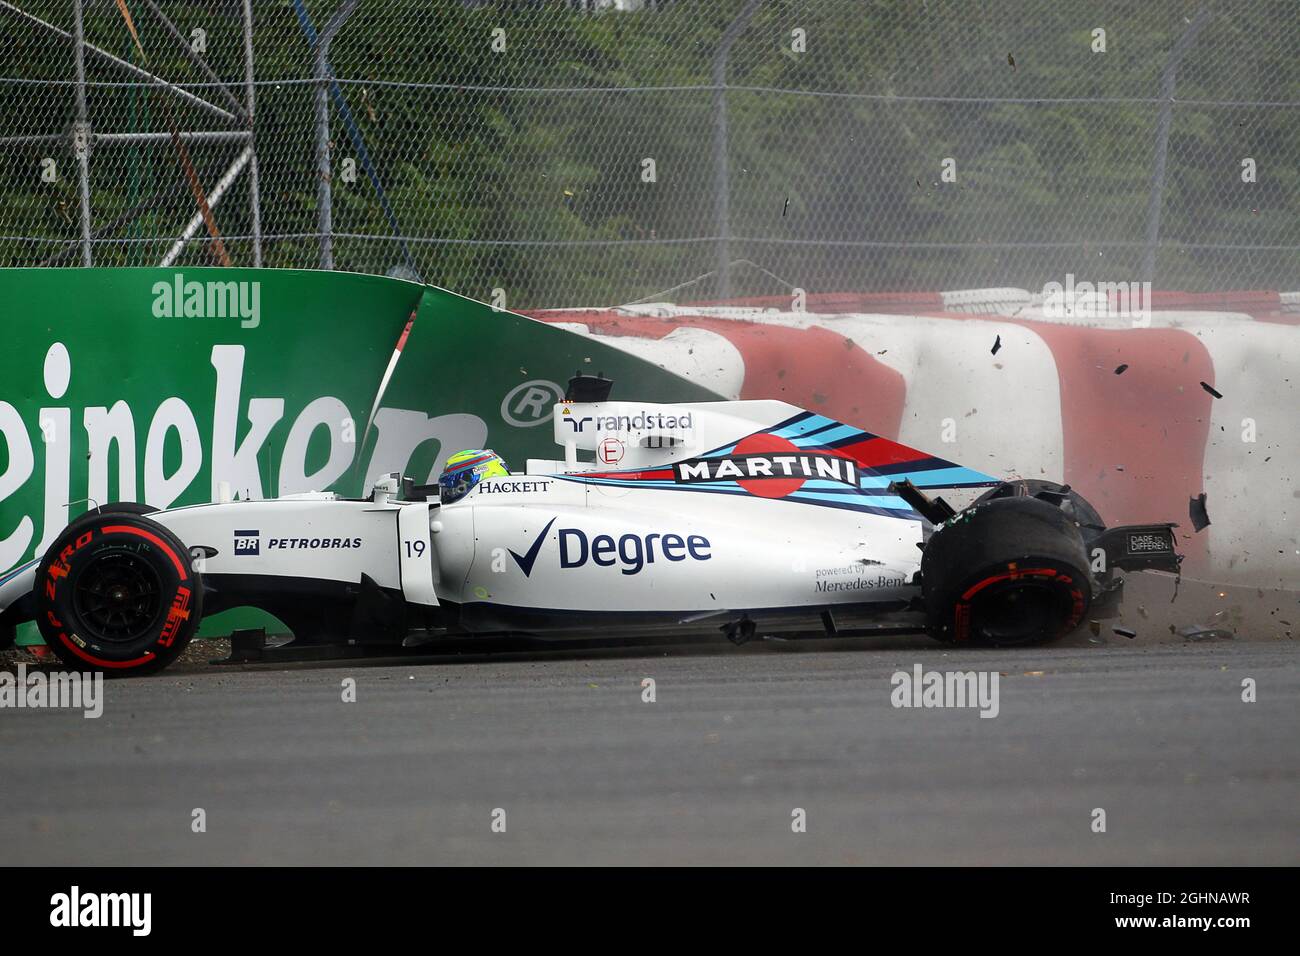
[71,550,164,644]
[974,582,1064,645]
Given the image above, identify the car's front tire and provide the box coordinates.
[35,511,203,675]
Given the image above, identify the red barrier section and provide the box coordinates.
[687,292,946,314]
[1006,324,1215,569]
[1146,290,1281,312]
[537,310,908,440]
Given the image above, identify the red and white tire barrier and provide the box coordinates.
[527,291,1299,589]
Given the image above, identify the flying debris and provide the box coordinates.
[1189,492,1211,531]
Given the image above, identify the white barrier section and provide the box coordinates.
[1190,318,1298,585]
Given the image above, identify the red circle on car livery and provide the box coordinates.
[732,433,807,498]
[599,437,625,464]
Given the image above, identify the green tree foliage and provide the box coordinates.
[0,0,1295,304]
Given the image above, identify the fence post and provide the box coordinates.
[1142,4,1211,285]
[711,0,762,301]
[70,0,92,266]
[313,0,357,271]
[242,0,262,267]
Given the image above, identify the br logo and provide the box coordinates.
[501,380,565,428]
[233,529,260,556]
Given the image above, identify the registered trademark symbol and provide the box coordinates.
[501,380,564,428]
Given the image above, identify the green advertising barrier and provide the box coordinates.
[0,268,718,645]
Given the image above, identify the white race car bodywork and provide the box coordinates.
[0,393,1011,650]
[449,474,921,628]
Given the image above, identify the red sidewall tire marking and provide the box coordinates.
[960,566,1060,602]
[954,566,1084,642]
[57,633,155,669]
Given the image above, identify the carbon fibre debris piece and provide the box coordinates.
[1189,493,1211,532]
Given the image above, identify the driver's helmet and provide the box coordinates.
[438,449,509,504]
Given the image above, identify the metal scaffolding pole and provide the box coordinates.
[0,0,239,124]
[710,0,762,301]
[242,0,263,267]
[313,0,358,271]
[1142,4,1211,285]
[0,130,250,147]
[159,147,253,267]
[71,0,92,266]
[139,0,248,120]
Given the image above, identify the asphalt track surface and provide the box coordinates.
[2,636,1296,865]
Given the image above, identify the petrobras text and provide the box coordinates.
[268,536,362,550]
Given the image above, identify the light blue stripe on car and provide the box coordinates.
[0,558,39,587]
[789,424,863,447]
[790,490,913,511]
[772,414,840,439]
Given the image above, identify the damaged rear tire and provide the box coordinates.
[922,496,1092,646]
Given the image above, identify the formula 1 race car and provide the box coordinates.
[0,375,1182,675]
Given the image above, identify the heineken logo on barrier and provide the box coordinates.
[151,272,261,329]
[0,341,488,570]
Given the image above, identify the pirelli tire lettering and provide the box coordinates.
[34,512,204,674]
